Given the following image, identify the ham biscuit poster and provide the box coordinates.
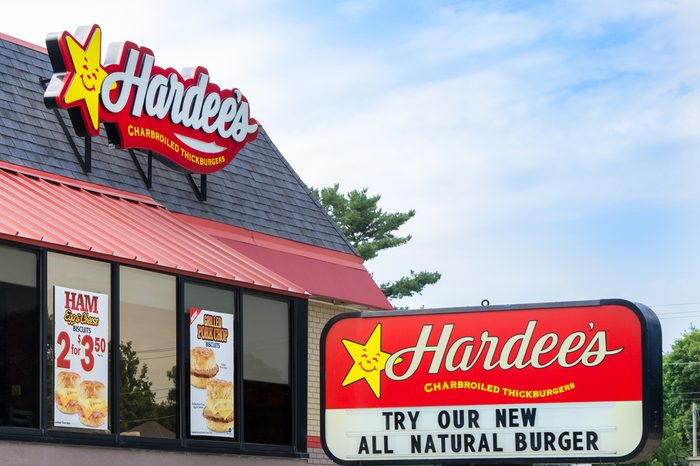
[53,286,109,430]
[189,308,234,438]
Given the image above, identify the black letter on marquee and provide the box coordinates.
[522,407,537,427]
[382,412,392,430]
[587,431,599,450]
[493,432,503,452]
[411,435,422,453]
[495,408,506,427]
[358,436,369,454]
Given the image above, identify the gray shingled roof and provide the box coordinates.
[0,35,355,255]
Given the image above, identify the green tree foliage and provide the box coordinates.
[119,341,176,433]
[659,328,700,463]
[119,341,158,432]
[157,365,177,432]
[166,365,177,405]
[604,328,699,466]
[380,270,442,300]
[310,183,440,301]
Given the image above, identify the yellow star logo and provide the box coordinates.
[62,26,108,133]
[341,323,401,399]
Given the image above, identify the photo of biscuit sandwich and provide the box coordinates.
[77,380,107,428]
[203,378,233,433]
[190,346,219,389]
[55,370,81,414]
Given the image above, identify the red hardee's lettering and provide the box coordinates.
[64,291,98,313]
[385,321,623,381]
[101,48,258,143]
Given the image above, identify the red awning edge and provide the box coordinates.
[175,214,393,310]
[0,162,307,298]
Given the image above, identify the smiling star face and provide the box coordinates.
[62,26,108,133]
[358,347,383,372]
[340,323,402,399]
[78,57,103,92]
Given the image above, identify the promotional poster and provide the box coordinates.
[321,300,662,464]
[53,286,109,431]
[189,308,234,438]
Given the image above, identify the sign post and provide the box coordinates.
[321,299,662,464]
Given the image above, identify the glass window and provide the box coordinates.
[184,283,235,316]
[119,267,176,438]
[47,253,111,432]
[0,244,304,452]
[242,293,291,445]
[0,245,39,428]
[185,282,235,440]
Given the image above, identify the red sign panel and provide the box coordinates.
[44,25,259,174]
[321,300,661,464]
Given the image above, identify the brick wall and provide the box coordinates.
[308,446,337,466]
[307,300,349,465]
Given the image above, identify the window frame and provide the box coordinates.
[0,240,308,457]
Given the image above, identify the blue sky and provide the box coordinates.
[3,0,700,349]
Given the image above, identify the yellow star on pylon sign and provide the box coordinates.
[61,26,108,133]
[341,323,401,399]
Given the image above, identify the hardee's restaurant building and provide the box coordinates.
[0,25,393,465]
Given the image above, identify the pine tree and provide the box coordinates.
[311,183,440,302]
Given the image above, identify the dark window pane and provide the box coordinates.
[184,283,235,316]
[0,245,38,428]
[120,267,177,438]
[243,294,291,445]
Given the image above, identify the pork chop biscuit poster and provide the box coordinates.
[190,308,234,437]
[53,286,109,430]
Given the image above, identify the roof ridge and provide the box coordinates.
[257,127,360,257]
[0,32,47,54]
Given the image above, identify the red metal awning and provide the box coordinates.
[177,215,393,310]
[0,161,307,297]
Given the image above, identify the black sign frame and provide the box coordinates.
[320,299,662,465]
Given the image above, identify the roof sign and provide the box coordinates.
[44,25,259,174]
